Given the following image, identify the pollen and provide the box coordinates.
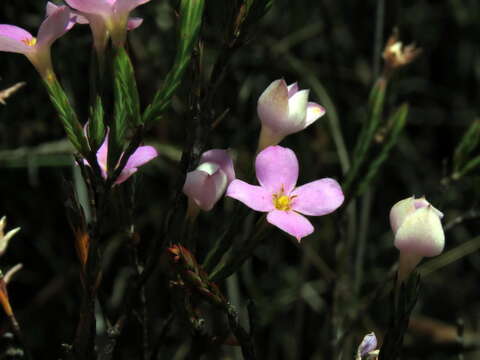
[22,37,37,47]
[273,194,294,211]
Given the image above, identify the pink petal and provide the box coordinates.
[96,136,109,171]
[115,167,137,185]
[200,149,235,183]
[226,180,274,212]
[46,2,88,29]
[255,145,298,194]
[123,145,158,171]
[0,25,32,54]
[65,0,112,15]
[37,6,71,47]
[287,82,299,97]
[305,102,325,127]
[267,210,314,241]
[257,79,289,132]
[183,170,228,211]
[291,178,344,216]
[115,0,151,14]
[127,17,143,30]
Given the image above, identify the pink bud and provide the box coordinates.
[257,79,325,150]
[390,196,445,283]
[183,150,235,212]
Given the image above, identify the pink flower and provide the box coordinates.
[0,6,71,79]
[390,196,445,283]
[257,79,325,150]
[64,0,148,51]
[85,134,158,185]
[226,146,344,241]
[183,150,236,211]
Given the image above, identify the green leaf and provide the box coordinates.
[87,96,105,151]
[142,0,205,124]
[113,48,141,126]
[107,48,140,175]
[453,119,480,173]
[356,104,409,196]
[343,78,387,193]
[44,78,89,155]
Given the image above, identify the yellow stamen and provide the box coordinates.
[274,195,291,211]
[22,37,37,47]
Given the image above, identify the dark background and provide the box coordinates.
[0,0,479,359]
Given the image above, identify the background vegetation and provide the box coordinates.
[0,0,480,359]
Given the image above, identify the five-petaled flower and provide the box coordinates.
[0,6,71,79]
[390,196,445,283]
[84,133,158,185]
[64,0,149,52]
[183,149,236,212]
[257,79,325,151]
[226,146,344,241]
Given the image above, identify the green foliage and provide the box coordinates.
[44,78,89,155]
[453,119,480,177]
[87,96,105,152]
[343,78,387,194]
[356,104,409,197]
[142,0,205,125]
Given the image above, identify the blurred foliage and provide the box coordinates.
[0,0,479,359]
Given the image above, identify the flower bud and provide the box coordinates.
[356,332,378,359]
[390,196,445,283]
[183,149,235,212]
[257,79,325,150]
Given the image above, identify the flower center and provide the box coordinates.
[274,195,291,211]
[22,37,37,47]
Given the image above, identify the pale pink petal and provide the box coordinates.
[226,180,274,212]
[115,167,137,185]
[96,136,109,172]
[266,210,314,241]
[255,145,298,194]
[37,6,71,47]
[123,145,158,171]
[83,13,108,52]
[257,79,289,132]
[127,17,143,30]
[65,0,112,15]
[184,170,228,211]
[115,0,151,14]
[394,207,445,257]
[0,25,32,54]
[287,89,309,131]
[291,178,344,216]
[46,2,87,29]
[389,197,416,234]
[200,149,235,183]
[305,102,325,127]
[287,82,299,97]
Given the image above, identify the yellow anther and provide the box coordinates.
[22,37,37,47]
[273,195,291,211]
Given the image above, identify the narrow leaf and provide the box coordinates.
[87,96,105,152]
[356,104,409,196]
[142,0,205,124]
[453,119,480,173]
[44,79,89,155]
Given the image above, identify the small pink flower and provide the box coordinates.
[390,196,445,283]
[0,6,71,79]
[257,79,325,150]
[183,150,236,211]
[64,0,148,50]
[226,146,344,241]
[84,134,158,185]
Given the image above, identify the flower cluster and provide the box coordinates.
[0,0,149,78]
